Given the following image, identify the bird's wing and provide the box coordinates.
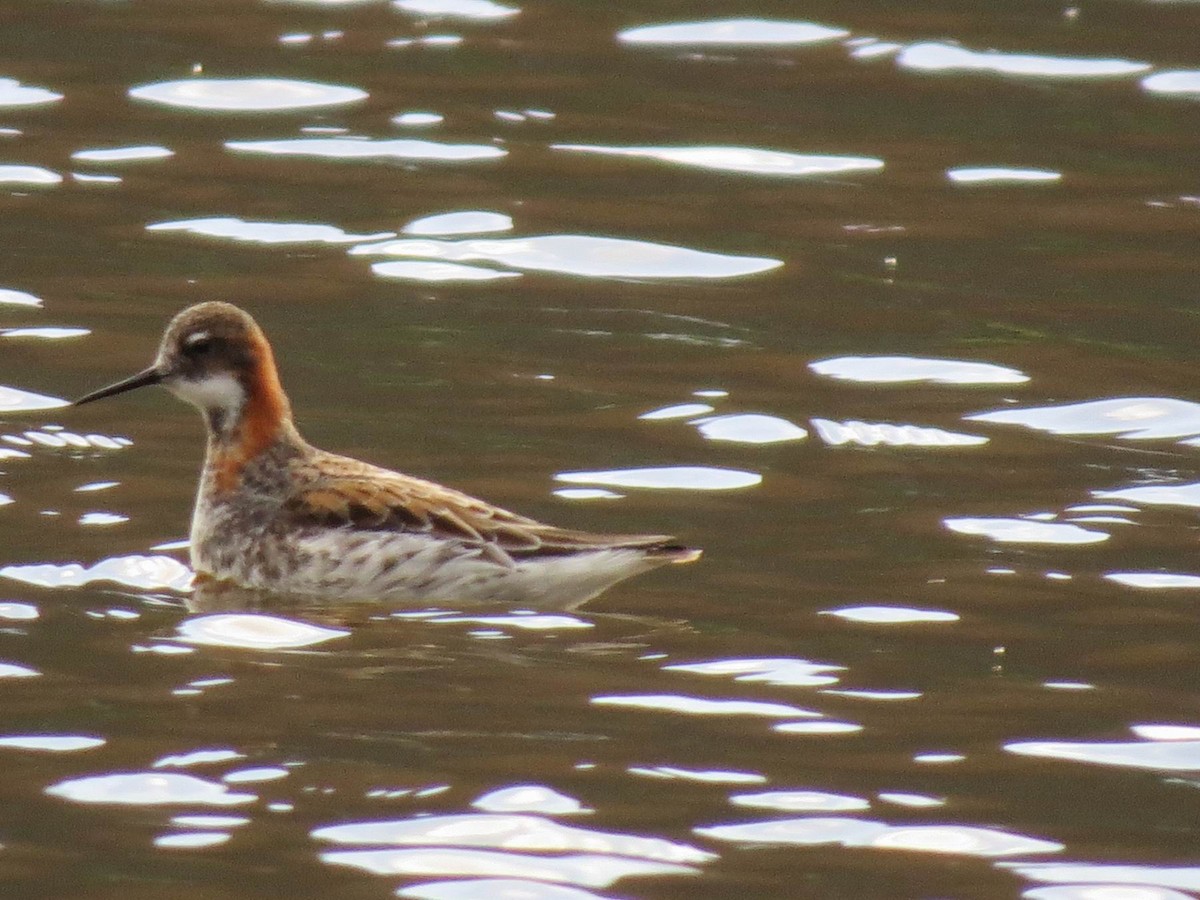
[282,452,678,566]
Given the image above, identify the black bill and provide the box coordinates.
[74,365,164,406]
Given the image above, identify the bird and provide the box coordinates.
[74,302,700,606]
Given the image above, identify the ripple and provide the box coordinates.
[948,167,1062,184]
[822,606,959,624]
[430,613,591,630]
[1006,738,1200,771]
[1005,863,1200,895]
[591,694,820,718]
[1131,725,1200,741]
[227,137,505,161]
[1094,483,1200,509]
[664,658,843,688]
[130,78,367,111]
[79,512,128,526]
[774,721,863,734]
[810,355,1028,385]
[371,260,521,282]
[472,785,590,815]
[619,19,849,46]
[812,419,987,448]
[46,772,256,806]
[154,749,246,768]
[0,77,63,107]
[640,403,715,421]
[154,832,231,849]
[0,288,43,307]
[1023,884,1194,900]
[1104,572,1200,589]
[693,414,808,444]
[0,661,40,677]
[1143,70,1200,97]
[0,735,104,752]
[224,766,289,783]
[0,554,192,590]
[697,817,1062,856]
[351,234,781,279]
[555,466,761,491]
[945,517,1108,545]
[0,602,38,620]
[897,42,1149,78]
[730,791,870,812]
[0,384,69,412]
[149,216,395,245]
[0,165,61,185]
[552,488,622,500]
[553,144,883,177]
[627,765,766,784]
[395,0,519,19]
[398,880,609,899]
[968,397,1200,440]
[316,813,712,862]
[71,145,174,163]
[2,327,90,339]
[176,614,350,649]
[393,111,444,127]
[403,211,513,235]
[324,847,698,888]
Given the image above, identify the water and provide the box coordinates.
[2,0,1200,896]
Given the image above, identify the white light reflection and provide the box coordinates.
[1143,70,1200,97]
[46,772,256,806]
[0,385,69,412]
[351,234,782,279]
[0,165,61,185]
[402,211,513,235]
[0,288,43,307]
[694,414,808,445]
[811,355,1028,385]
[897,42,1149,78]
[697,817,1061,856]
[227,137,505,162]
[1006,738,1200,771]
[822,606,959,624]
[968,397,1200,440]
[0,735,104,752]
[947,167,1061,184]
[664,658,843,688]
[619,19,848,46]
[1003,862,1200,894]
[730,790,869,812]
[0,77,63,107]
[553,144,883,177]
[149,216,395,245]
[71,145,174,163]
[555,467,761,491]
[471,785,591,815]
[130,78,367,111]
[812,419,987,448]
[394,0,519,20]
[944,517,1108,545]
[591,694,819,718]
[176,614,350,650]
[0,554,192,590]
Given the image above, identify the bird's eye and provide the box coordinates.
[182,332,214,357]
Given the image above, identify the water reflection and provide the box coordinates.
[0,165,61,185]
[0,384,69,412]
[968,397,1200,440]
[351,234,782,279]
[1142,71,1200,97]
[226,137,506,162]
[896,43,1149,78]
[811,355,1029,384]
[71,145,173,163]
[947,167,1062,184]
[46,772,256,806]
[697,816,1062,857]
[394,0,519,21]
[553,145,884,178]
[0,77,62,107]
[129,78,368,111]
[0,287,44,307]
[149,216,395,245]
[619,19,848,46]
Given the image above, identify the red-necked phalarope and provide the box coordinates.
[75,302,700,604]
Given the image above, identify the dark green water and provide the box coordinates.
[2,1,1200,897]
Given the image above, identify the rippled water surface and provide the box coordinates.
[3,1,1200,897]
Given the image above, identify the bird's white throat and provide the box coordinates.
[168,372,246,415]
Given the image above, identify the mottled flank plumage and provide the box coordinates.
[75,302,700,605]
